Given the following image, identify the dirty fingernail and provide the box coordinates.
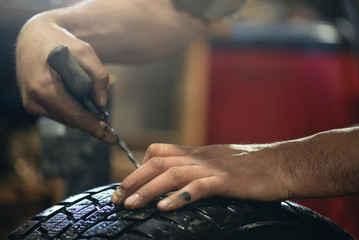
[113,187,124,205]
[124,193,139,208]
[157,198,172,210]
[100,122,116,144]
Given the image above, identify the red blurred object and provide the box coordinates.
[207,47,359,238]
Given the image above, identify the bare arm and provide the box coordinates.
[111,126,359,211]
[16,0,206,141]
[283,126,359,198]
[53,0,207,62]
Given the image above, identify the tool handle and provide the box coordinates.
[47,45,108,121]
[47,45,93,97]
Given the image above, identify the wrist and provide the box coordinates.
[274,129,359,199]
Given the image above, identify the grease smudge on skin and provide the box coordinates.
[178,191,191,201]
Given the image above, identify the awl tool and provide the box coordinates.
[47,45,141,169]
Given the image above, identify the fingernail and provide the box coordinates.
[99,90,107,106]
[124,193,139,208]
[100,122,116,144]
[113,187,124,205]
[157,198,172,210]
[102,123,109,132]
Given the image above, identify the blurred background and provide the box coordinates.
[1,0,359,238]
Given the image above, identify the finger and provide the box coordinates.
[40,69,116,144]
[143,143,190,163]
[123,165,206,209]
[70,44,109,107]
[112,156,192,206]
[87,66,109,107]
[157,176,223,211]
[21,94,48,117]
[44,99,116,144]
[65,108,117,144]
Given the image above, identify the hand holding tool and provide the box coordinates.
[47,45,141,168]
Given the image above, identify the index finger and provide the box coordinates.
[46,46,115,144]
[43,69,116,144]
[111,152,190,206]
[143,143,191,163]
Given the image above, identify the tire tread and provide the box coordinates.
[8,183,354,240]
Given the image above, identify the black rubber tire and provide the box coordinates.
[9,183,354,240]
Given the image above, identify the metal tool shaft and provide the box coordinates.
[48,45,140,169]
[115,134,141,168]
[103,117,141,169]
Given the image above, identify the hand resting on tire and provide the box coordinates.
[112,127,359,211]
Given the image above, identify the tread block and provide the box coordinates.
[61,219,95,239]
[85,185,113,193]
[41,212,68,231]
[159,209,215,237]
[47,218,72,238]
[134,218,189,239]
[159,209,206,228]
[8,221,39,239]
[118,233,152,240]
[107,208,131,220]
[66,199,93,214]
[23,229,45,240]
[34,205,65,220]
[98,197,112,207]
[85,204,116,222]
[73,204,97,220]
[82,220,130,237]
[91,189,115,201]
[60,193,90,205]
[123,206,158,221]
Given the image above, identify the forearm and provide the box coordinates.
[33,0,207,63]
[280,126,359,199]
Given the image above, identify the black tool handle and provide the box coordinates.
[47,45,108,121]
[47,45,93,97]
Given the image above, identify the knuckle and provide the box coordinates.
[93,68,109,84]
[146,143,174,157]
[76,42,94,57]
[29,75,55,101]
[63,110,79,125]
[27,79,47,98]
[167,167,183,180]
[120,178,133,190]
[22,77,52,115]
[191,179,207,193]
[91,125,104,139]
[189,148,214,160]
[146,143,162,156]
[22,97,38,115]
[66,109,101,138]
[147,157,167,172]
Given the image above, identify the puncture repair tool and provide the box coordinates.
[47,45,141,169]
